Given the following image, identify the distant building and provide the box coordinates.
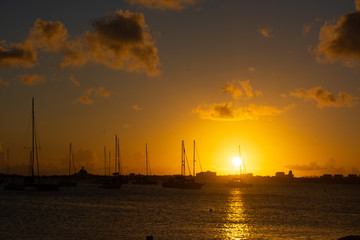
[275,172,285,178]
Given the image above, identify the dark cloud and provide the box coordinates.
[290,86,357,108]
[0,10,161,76]
[84,10,161,76]
[315,11,360,65]
[0,42,37,68]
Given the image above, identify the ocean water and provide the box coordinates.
[0,182,359,240]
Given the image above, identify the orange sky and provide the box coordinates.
[1,0,360,177]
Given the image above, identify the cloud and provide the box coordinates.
[302,24,312,36]
[132,104,142,111]
[84,10,161,76]
[221,80,262,100]
[127,0,198,10]
[19,74,46,86]
[193,102,289,121]
[356,0,360,11]
[258,28,273,38]
[290,86,357,108]
[0,42,37,68]
[84,86,111,97]
[28,19,87,68]
[248,67,256,72]
[240,80,262,98]
[221,84,242,100]
[69,74,80,87]
[0,77,9,86]
[314,11,360,65]
[0,10,161,76]
[75,95,93,105]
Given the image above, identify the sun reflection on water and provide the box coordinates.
[223,188,250,240]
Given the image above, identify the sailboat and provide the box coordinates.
[133,143,157,185]
[5,98,59,191]
[58,142,77,187]
[99,135,123,189]
[162,140,204,189]
[27,98,59,191]
[226,145,252,188]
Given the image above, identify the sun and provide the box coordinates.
[232,156,243,167]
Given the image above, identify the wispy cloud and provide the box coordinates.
[0,10,161,76]
[290,86,357,108]
[76,86,111,104]
[221,80,262,100]
[258,28,273,38]
[84,86,111,97]
[75,95,93,105]
[132,104,142,111]
[193,102,291,121]
[248,67,256,72]
[127,0,199,10]
[302,24,312,36]
[221,84,242,100]
[19,74,46,86]
[69,74,80,87]
[0,77,9,86]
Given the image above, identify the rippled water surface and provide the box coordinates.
[1,182,359,239]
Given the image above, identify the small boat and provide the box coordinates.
[162,140,204,189]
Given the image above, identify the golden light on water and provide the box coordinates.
[223,188,250,239]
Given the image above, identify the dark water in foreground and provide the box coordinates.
[0,182,359,239]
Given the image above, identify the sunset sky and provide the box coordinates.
[1,0,360,177]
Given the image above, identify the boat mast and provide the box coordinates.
[117,136,121,175]
[69,142,72,176]
[30,97,35,177]
[30,97,40,178]
[193,140,196,177]
[181,140,185,176]
[6,147,9,175]
[108,151,111,176]
[145,143,148,176]
[114,135,117,174]
[104,146,107,176]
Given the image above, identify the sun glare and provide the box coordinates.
[232,156,242,167]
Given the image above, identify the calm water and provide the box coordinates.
[0,182,359,239]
